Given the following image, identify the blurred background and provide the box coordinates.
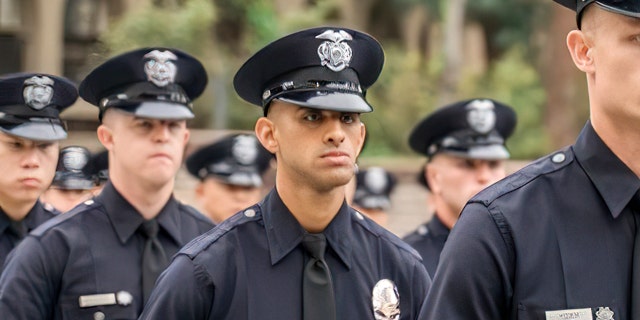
[0,0,585,236]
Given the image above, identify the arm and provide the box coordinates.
[418,202,514,319]
[139,254,214,320]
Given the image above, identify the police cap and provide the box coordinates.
[553,0,640,28]
[79,47,207,121]
[353,167,396,210]
[186,133,273,187]
[0,73,76,141]
[83,149,108,185]
[51,146,96,190]
[233,27,384,114]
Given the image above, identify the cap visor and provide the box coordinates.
[444,145,510,160]
[277,91,373,113]
[126,101,194,120]
[0,122,67,141]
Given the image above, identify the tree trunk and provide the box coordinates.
[438,0,466,106]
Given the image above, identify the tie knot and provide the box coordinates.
[139,219,159,239]
[302,233,327,260]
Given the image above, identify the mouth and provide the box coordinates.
[20,177,42,187]
[150,153,173,161]
[321,151,351,165]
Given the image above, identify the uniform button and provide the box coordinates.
[84,199,95,205]
[417,225,428,236]
[354,211,364,220]
[244,209,256,218]
[551,153,566,164]
[93,311,105,320]
[43,203,55,212]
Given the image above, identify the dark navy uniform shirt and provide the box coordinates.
[403,215,449,277]
[419,122,640,320]
[0,201,57,268]
[0,182,214,320]
[139,189,431,320]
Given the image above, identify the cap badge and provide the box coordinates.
[23,76,55,110]
[466,99,496,134]
[365,167,388,194]
[595,307,614,320]
[143,50,178,87]
[63,148,89,171]
[316,30,353,72]
[232,135,259,165]
[372,279,400,320]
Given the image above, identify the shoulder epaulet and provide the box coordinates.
[179,203,262,259]
[350,208,423,261]
[471,146,574,206]
[30,198,102,237]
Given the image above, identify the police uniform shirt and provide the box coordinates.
[402,215,450,277]
[0,182,214,319]
[139,189,431,320]
[419,121,639,320]
[0,201,57,268]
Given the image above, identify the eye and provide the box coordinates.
[341,113,358,124]
[37,142,54,150]
[303,112,321,122]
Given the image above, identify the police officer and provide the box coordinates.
[186,133,272,224]
[419,1,640,319]
[0,48,214,319]
[0,73,75,268]
[402,98,516,276]
[40,146,97,213]
[85,149,109,193]
[140,27,431,320]
[352,166,397,228]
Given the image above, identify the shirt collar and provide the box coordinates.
[98,182,182,244]
[0,202,51,234]
[427,215,451,237]
[574,121,640,218]
[0,209,10,235]
[262,189,353,269]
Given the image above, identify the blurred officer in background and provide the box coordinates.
[402,98,516,277]
[0,73,75,268]
[40,146,97,213]
[185,133,273,224]
[420,1,640,318]
[0,48,214,319]
[352,166,397,228]
[85,149,109,194]
[141,27,430,320]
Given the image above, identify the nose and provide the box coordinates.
[324,118,346,147]
[152,123,171,142]
[475,162,493,185]
[21,149,40,169]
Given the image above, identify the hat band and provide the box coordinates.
[428,130,505,156]
[261,80,363,107]
[99,82,192,112]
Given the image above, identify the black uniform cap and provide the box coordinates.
[233,27,384,114]
[0,72,76,141]
[553,0,640,28]
[409,99,517,189]
[186,133,273,187]
[353,167,396,210]
[51,146,96,190]
[79,47,208,121]
[83,149,109,185]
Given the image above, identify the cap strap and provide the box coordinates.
[262,80,362,107]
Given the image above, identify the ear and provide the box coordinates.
[255,117,278,154]
[96,124,114,151]
[355,123,366,158]
[194,181,205,200]
[425,162,441,194]
[183,128,191,145]
[567,30,595,73]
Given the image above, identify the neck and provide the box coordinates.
[275,176,345,233]
[433,198,457,230]
[592,114,640,178]
[0,200,35,221]
[110,175,174,220]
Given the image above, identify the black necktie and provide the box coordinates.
[302,233,336,320]
[630,191,640,319]
[6,220,26,247]
[139,219,168,304]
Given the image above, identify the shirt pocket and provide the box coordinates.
[60,295,139,320]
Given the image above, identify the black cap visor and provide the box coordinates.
[210,172,263,188]
[0,121,67,141]
[275,91,372,113]
[441,144,510,160]
[596,0,640,18]
[108,101,194,120]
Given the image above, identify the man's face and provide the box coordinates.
[196,178,262,224]
[426,153,506,225]
[99,110,190,188]
[258,100,366,192]
[0,132,58,211]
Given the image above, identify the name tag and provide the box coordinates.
[545,308,593,320]
[78,293,116,308]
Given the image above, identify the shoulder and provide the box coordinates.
[30,198,104,238]
[350,208,423,262]
[179,204,262,259]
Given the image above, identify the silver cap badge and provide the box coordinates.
[372,279,400,320]
[23,76,55,110]
[63,147,89,171]
[143,50,178,87]
[466,99,496,134]
[316,30,353,72]
[595,307,614,320]
[232,135,259,165]
[364,167,388,194]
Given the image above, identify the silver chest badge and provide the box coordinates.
[23,76,54,110]
[466,99,496,134]
[595,307,614,320]
[372,279,400,320]
[316,30,353,72]
[143,50,178,87]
